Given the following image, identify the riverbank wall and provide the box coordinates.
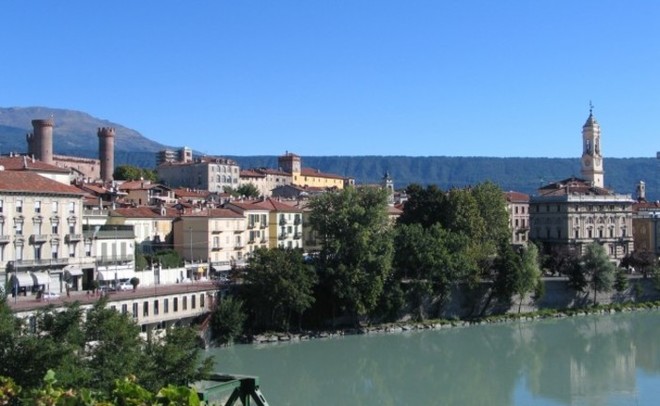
[441,276,660,318]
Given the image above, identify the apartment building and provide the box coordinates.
[172,209,248,272]
[1,170,94,296]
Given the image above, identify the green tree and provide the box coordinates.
[142,327,212,392]
[516,244,543,313]
[613,267,629,294]
[82,299,146,394]
[491,242,522,309]
[236,183,261,199]
[471,182,510,248]
[243,248,317,331]
[210,297,247,345]
[309,186,394,325]
[113,165,143,181]
[582,243,615,306]
[393,223,461,319]
[397,184,446,228]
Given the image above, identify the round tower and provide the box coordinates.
[31,118,54,164]
[97,127,115,182]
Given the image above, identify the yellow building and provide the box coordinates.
[278,152,350,189]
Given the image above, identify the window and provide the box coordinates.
[51,222,58,234]
[173,297,178,312]
[164,298,169,313]
[85,242,92,257]
[192,295,196,309]
[0,200,3,213]
[51,201,58,213]
[34,201,41,214]
[68,202,75,214]
[34,246,41,260]
[15,221,22,235]
[51,244,58,259]
[15,246,22,261]
[68,222,75,234]
[183,296,188,311]
[16,200,22,213]
[143,301,149,317]
[122,304,128,315]
[132,303,138,318]
[68,243,75,258]
[200,294,205,308]
[153,300,159,315]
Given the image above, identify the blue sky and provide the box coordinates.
[1,1,659,158]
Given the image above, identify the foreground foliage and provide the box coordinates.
[0,296,211,397]
[0,370,201,405]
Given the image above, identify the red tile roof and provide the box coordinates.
[110,206,179,218]
[173,188,210,198]
[505,191,530,202]
[300,167,346,180]
[179,208,243,218]
[0,171,84,195]
[537,177,613,197]
[0,156,70,173]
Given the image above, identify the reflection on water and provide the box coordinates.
[209,311,660,405]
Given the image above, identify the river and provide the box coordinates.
[209,310,660,405]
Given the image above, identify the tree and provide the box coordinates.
[309,186,394,325]
[516,244,543,313]
[236,183,261,199]
[113,165,143,181]
[242,248,317,331]
[582,243,615,306]
[210,297,247,345]
[142,327,212,392]
[470,182,510,248]
[393,223,461,319]
[397,184,446,228]
[613,267,629,294]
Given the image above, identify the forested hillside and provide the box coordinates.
[229,156,659,200]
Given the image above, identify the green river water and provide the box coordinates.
[209,310,660,405]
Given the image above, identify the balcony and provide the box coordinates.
[279,217,287,225]
[260,238,268,244]
[294,217,301,225]
[11,258,70,268]
[248,239,256,244]
[248,223,256,229]
[260,223,268,229]
[96,255,135,265]
[278,233,287,240]
[30,234,49,244]
[65,233,83,242]
[211,245,222,251]
[294,232,302,240]
[0,235,10,244]
[234,244,244,250]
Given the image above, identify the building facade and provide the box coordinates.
[505,191,530,247]
[1,171,94,296]
[157,157,240,193]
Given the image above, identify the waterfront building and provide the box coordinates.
[0,170,94,295]
[0,155,72,185]
[83,224,136,287]
[505,191,530,247]
[631,181,660,257]
[529,109,634,262]
[172,208,247,272]
[108,206,178,254]
[223,200,273,253]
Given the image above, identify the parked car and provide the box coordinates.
[117,282,132,291]
[42,291,60,299]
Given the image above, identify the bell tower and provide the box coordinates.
[580,103,604,188]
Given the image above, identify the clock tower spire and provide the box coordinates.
[580,102,604,188]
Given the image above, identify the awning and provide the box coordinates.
[30,272,51,286]
[63,265,83,277]
[10,273,34,288]
[97,269,135,281]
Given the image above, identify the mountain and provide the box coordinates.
[229,156,658,200]
[0,107,166,167]
[0,107,656,200]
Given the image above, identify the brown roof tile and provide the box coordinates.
[0,171,84,195]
